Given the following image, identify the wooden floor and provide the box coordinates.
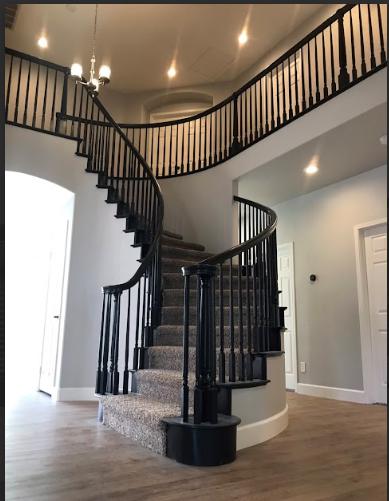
[5,391,386,501]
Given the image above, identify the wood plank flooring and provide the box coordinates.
[5,391,387,500]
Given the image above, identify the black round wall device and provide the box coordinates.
[309,274,317,282]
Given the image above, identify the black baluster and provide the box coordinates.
[229,258,236,382]
[230,93,241,154]
[294,52,300,114]
[377,4,386,65]
[329,24,337,93]
[133,281,141,370]
[238,253,245,381]
[349,10,358,81]
[70,80,78,136]
[95,292,107,394]
[270,70,275,129]
[301,46,307,111]
[245,248,253,380]
[123,290,131,394]
[101,292,112,394]
[322,31,329,98]
[56,69,69,133]
[50,70,58,130]
[32,64,40,129]
[358,5,367,76]
[367,4,376,70]
[5,54,13,121]
[219,263,225,383]
[41,66,49,129]
[259,78,264,136]
[337,8,350,89]
[307,40,314,106]
[287,57,293,119]
[281,61,287,123]
[254,81,258,139]
[265,75,269,133]
[23,60,32,126]
[314,36,320,103]
[182,272,190,422]
[13,57,22,123]
[276,66,280,127]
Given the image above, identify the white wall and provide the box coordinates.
[274,165,387,391]
[5,125,140,399]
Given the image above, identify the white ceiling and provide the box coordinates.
[238,104,387,207]
[5,4,328,94]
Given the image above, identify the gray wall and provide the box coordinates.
[274,165,387,391]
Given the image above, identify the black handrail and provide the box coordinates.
[113,4,386,178]
[179,195,283,425]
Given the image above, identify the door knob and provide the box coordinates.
[53,315,60,319]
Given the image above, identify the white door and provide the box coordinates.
[39,219,70,395]
[364,225,387,404]
[277,243,298,390]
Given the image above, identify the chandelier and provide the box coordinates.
[70,4,111,93]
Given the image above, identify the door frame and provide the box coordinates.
[354,217,387,404]
[277,242,298,390]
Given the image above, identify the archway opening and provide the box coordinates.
[5,171,74,406]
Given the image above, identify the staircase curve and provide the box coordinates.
[4,2,387,466]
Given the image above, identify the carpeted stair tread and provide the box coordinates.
[161,244,214,261]
[161,257,199,274]
[101,393,181,456]
[154,324,251,348]
[162,230,183,240]
[161,236,205,252]
[162,272,258,289]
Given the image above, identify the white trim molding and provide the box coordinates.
[354,217,387,404]
[237,404,288,451]
[51,387,97,402]
[296,383,368,404]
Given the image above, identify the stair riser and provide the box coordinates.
[103,408,166,455]
[162,274,257,290]
[134,375,194,407]
[161,306,251,326]
[148,347,254,375]
[163,289,250,306]
[154,327,251,348]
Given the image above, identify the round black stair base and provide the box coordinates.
[163,414,241,466]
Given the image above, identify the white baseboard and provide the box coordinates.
[52,387,97,402]
[296,383,369,404]
[237,404,288,451]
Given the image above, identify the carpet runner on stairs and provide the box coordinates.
[100,230,254,456]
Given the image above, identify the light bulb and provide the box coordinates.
[238,30,248,46]
[167,66,177,79]
[37,36,48,49]
[99,65,111,84]
[304,164,319,175]
[71,63,83,79]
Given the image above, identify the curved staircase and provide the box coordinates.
[4,3,387,467]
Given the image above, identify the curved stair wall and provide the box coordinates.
[4,3,387,466]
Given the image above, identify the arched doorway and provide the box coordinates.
[5,171,74,404]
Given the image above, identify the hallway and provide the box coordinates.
[5,392,386,500]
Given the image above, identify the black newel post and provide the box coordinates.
[56,69,69,133]
[230,92,241,156]
[193,264,218,425]
[337,9,350,90]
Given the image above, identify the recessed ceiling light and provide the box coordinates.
[238,29,248,46]
[37,36,48,49]
[304,164,319,175]
[167,65,177,79]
